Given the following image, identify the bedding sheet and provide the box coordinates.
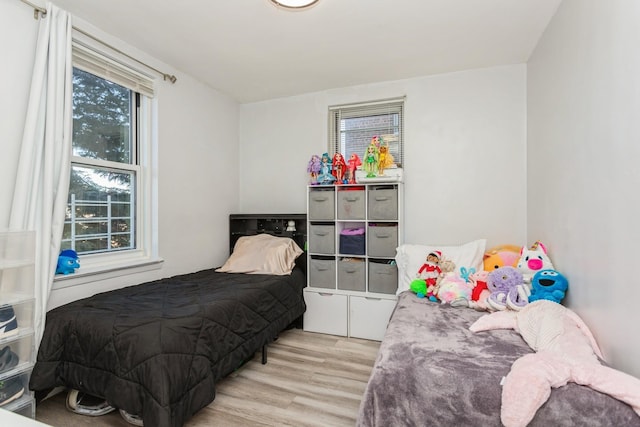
[30,268,306,427]
[357,291,640,427]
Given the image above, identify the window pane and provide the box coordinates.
[340,113,401,165]
[63,165,135,254]
[72,68,133,163]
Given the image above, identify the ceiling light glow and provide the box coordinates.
[269,0,320,10]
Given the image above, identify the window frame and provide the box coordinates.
[328,97,405,169]
[54,33,162,289]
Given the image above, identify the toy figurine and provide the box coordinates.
[56,249,80,275]
[417,251,442,301]
[347,153,362,184]
[378,139,394,175]
[317,152,336,184]
[332,153,347,184]
[363,140,379,178]
[307,154,321,184]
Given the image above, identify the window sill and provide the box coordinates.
[53,253,164,289]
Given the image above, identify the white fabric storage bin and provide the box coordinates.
[308,188,335,220]
[308,224,335,254]
[367,224,398,257]
[368,260,398,294]
[337,259,365,292]
[337,189,365,220]
[308,258,336,289]
[368,186,398,220]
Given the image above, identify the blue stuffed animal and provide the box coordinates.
[56,249,80,275]
[529,269,568,304]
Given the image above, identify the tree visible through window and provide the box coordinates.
[61,68,138,255]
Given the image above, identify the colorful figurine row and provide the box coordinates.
[307,152,361,185]
[307,136,394,185]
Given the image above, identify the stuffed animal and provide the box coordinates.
[56,249,79,275]
[436,272,473,306]
[410,252,456,302]
[411,251,443,301]
[483,245,521,271]
[517,241,554,282]
[486,266,528,311]
[529,269,568,304]
[470,300,640,427]
[468,270,491,310]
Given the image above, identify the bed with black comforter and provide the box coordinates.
[30,267,306,427]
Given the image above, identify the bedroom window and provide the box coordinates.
[56,38,160,284]
[64,68,139,255]
[329,98,405,167]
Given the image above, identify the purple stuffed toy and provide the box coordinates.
[486,266,529,311]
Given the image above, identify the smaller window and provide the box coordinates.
[329,98,404,168]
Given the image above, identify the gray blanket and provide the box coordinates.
[357,292,640,426]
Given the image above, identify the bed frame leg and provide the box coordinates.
[261,345,267,364]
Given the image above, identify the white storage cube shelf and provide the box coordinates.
[0,231,36,419]
[305,184,402,340]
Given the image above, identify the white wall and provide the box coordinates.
[240,65,528,248]
[1,3,240,308]
[528,0,640,376]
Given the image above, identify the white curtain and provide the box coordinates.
[9,3,72,346]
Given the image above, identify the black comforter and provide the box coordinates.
[30,268,306,427]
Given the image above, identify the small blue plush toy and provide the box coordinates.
[529,269,568,304]
[56,249,80,275]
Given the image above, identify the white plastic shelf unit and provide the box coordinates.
[0,231,36,418]
[304,183,403,341]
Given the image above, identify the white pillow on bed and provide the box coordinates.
[216,233,303,275]
[395,239,487,295]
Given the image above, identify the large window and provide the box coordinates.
[329,98,404,168]
[62,68,138,254]
[56,38,158,278]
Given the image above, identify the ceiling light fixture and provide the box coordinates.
[269,0,320,11]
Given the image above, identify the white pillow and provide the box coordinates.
[395,239,487,295]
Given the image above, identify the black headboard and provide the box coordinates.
[229,214,307,272]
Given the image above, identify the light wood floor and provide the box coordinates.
[35,329,381,427]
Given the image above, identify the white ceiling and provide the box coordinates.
[51,0,562,103]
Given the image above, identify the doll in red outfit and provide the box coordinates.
[332,153,347,184]
[346,153,362,184]
[417,251,442,301]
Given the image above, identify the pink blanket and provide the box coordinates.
[470,300,640,427]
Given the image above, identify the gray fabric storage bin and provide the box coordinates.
[308,189,335,220]
[337,259,365,291]
[368,261,398,294]
[309,258,336,289]
[368,186,398,220]
[367,224,398,257]
[309,224,335,254]
[337,189,365,220]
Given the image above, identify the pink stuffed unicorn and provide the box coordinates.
[470,300,640,427]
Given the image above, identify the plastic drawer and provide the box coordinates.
[0,334,34,376]
[337,189,365,220]
[337,259,365,292]
[367,224,398,257]
[308,258,336,289]
[368,186,398,220]
[308,189,335,220]
[308,224,335,254]
[368,261,398,294]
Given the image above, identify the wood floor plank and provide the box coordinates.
[35,329,381,426]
